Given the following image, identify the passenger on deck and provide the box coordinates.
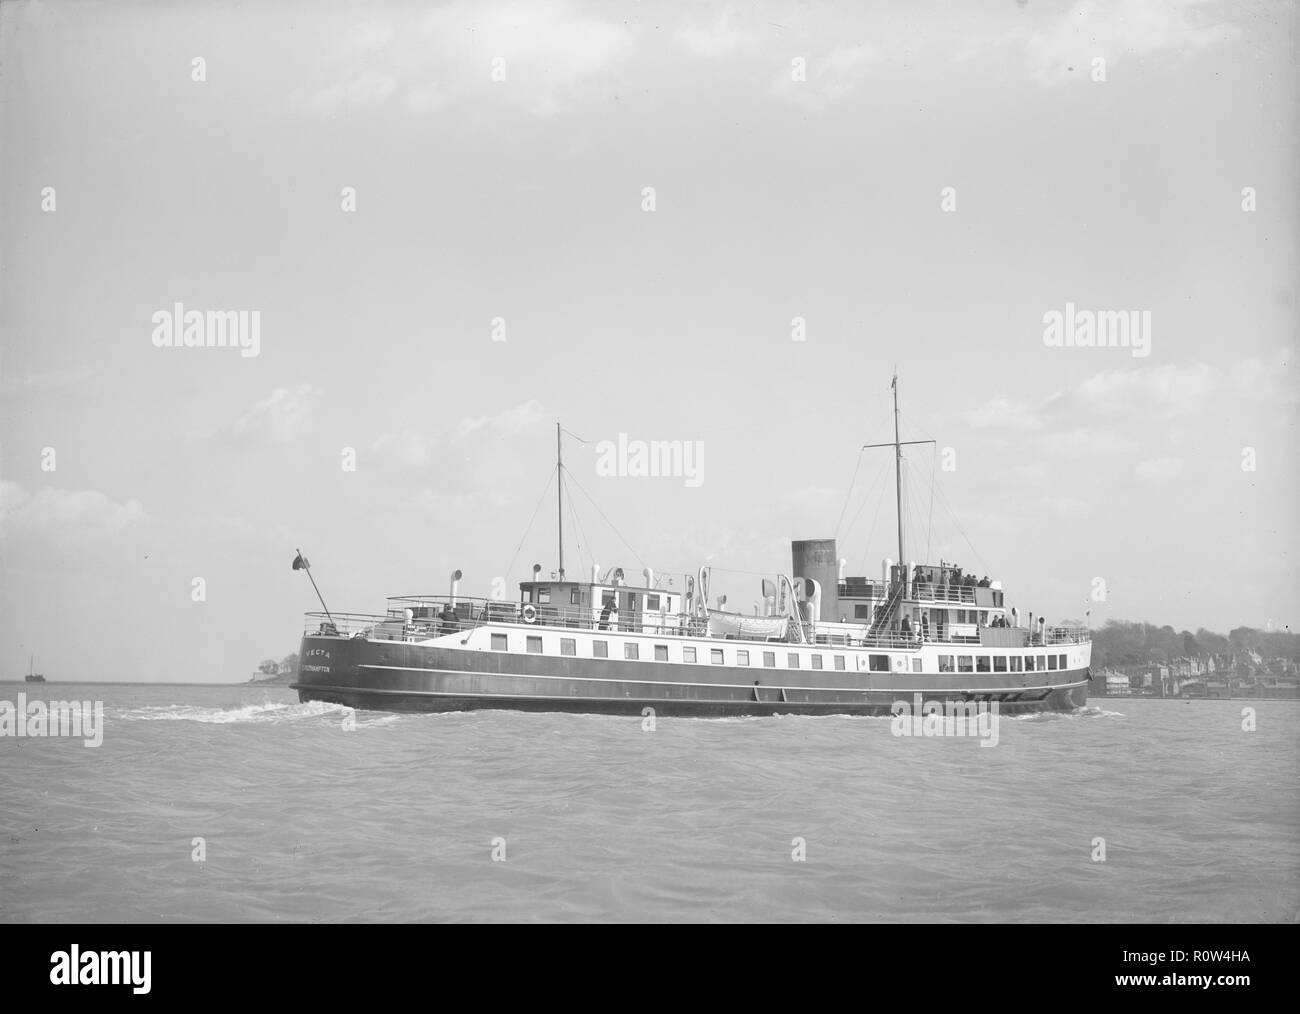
[439,603,459,633]
[900,615,912,640]
[598,601,615,631]
[978,576,990,587]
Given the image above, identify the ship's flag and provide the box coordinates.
[292,552,310,571]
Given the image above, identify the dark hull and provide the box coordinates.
[293,634,1091,718]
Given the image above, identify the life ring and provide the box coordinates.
[522,604,538,624]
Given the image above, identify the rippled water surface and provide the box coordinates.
[1,684,1297,922]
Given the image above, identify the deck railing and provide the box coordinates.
[303,604,1092,648]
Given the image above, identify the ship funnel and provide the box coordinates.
[591,563,600,583]
[449,569,463,606]
[643,567,654,588]
[839,558,847,581]
[791,539,838,622]
[883,558,893,585]
[532,563,542,579]
[1011,607,1020,626]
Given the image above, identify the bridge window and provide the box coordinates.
[834,655,846,670]
[602,591,616,607]
[593,640,608,658]
[570,588,581,605]
[625,643,639,660]
[654,644,668,661]
[683,646,697,663]
[560,638,576,656]
[976,656,991,672]
[647,595,661,611]
[711,648,724,664]
[869,654,890,672]
[737,650,750,666]
[854,604,872,619]
[526,635,542,653]
[957,655,974,672]
[491,633,508,651]
[993,656,1007,673]
[537,588,550,604]
[763,651,776,667]
[938,655,954,672]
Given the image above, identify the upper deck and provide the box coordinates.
[301,592,1090,650]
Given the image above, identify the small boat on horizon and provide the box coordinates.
[24,654,45,683]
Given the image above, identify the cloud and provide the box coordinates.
[372,430,435,468]
[1135,456,1185,479]
[453,399,546,440]
[349,20,394,52]
[770,43,884,110]
[964,397,1045,431]
[678,6,765,60]
[370,400,547,472]
[0,367,95,394]
[1075,363,1217,419]
[292,2,635,119]
[1024,0,1237,83]
[1,480,145,542]
[228,385,322,444]
[290,70,397,115]
[1035,427,1139,456]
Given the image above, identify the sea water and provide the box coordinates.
[1,684,1296,922]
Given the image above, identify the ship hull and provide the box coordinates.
[293,634,1090,717]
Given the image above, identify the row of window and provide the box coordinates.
[487,633,1071,674]
[493,633,850,670]
[936,654,1068,673]
[526,588,669,611]
[851,605,995,624]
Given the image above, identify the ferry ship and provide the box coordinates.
[292,380,1092,716]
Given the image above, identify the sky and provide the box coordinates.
[0,0,1296,682]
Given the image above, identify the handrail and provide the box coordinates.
[301,609,1093,647]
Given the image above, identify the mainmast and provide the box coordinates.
[863,371,935,586]
[556,422,565,581]
[892,371,903,565]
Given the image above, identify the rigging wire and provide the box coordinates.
[561,465,650,573]
[926,443,938,562]
[501,467,556,584]
[565,479,594,579]
[833,447,866,540]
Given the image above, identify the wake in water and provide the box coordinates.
[112,699,390,726]
[1005,705,1126,722]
